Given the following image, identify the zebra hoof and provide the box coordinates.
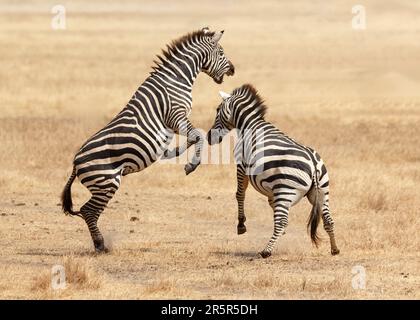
[237,224,247,235]
[331,248,340,255]
[93,240,108,254]
[95,246,109,254]
[259,250,271,259]
[184,163,197,175]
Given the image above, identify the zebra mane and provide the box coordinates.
[151,29,215,73]
[233,84,268,119]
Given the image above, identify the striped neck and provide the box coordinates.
[228,85,268,132]
[233,105,266,132]
[151,39,207,90]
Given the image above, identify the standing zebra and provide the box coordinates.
[61,28,235,253]
[203,84,340,258]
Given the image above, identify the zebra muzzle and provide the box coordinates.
[226,62,235,76]
[207,129,223,145]
[207,130,214,145]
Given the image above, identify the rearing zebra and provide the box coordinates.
[203,84,340,258]
[61,28,235,253]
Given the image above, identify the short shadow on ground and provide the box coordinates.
[18,248,97,257]
[210,250,260,259]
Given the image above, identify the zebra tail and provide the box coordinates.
[61,166,79,217]
[307,172,323,247]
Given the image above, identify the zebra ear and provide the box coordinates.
[202,27,210,34]
[219,91,231,100]
[212,30,224,43]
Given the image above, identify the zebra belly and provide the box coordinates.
[74,137,170,186]
[249,166,312,203]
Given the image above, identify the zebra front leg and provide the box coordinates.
[260,195,290,258]
[184,128,203,175]
[170,119,203,175]
[163,140,189,159]
[236,166,249,235]
[164,134,202,169]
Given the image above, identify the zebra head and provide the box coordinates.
[207,90,234,145]
[201,28,235,84]
[207,85,267,145]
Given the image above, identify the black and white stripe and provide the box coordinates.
[61,28,235,252]
[205,84,340,258]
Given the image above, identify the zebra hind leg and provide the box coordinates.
[268,196,286,236]
[307,187,339,255]
[80,189,116,253]
[259,192,290,258]
[322,201,340,255]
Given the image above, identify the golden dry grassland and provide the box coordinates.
[0,0,419,299]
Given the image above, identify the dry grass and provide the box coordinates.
[31,257,102,298]
[0,0,419,299]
